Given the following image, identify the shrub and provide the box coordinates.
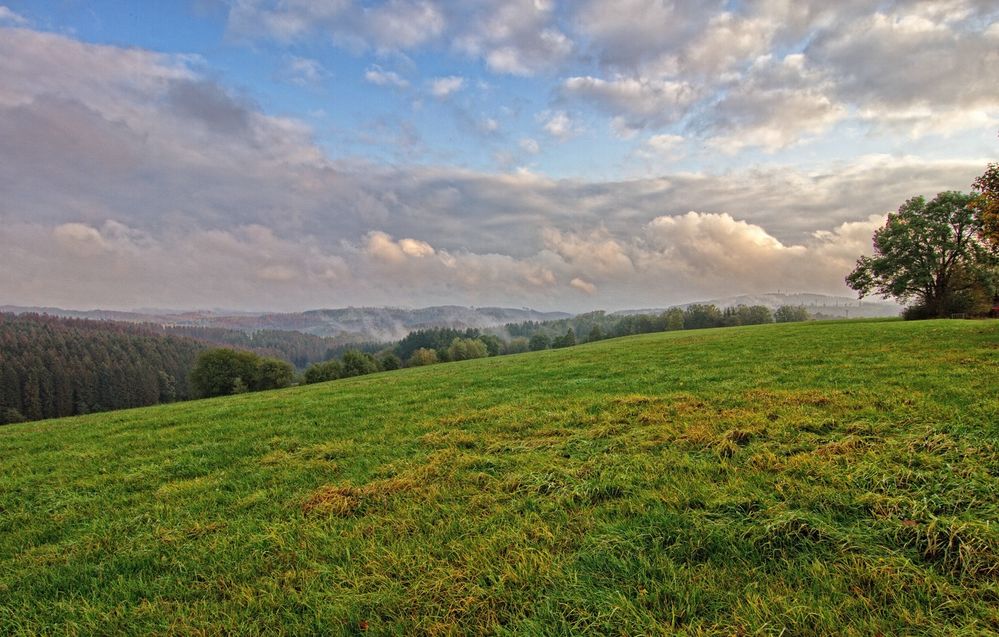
[529,334,551,351]
[774,305,810,323]
[408,348,439,367]
[341,350,379,377]
[378,353,402,371]
[446,338,488,361]
[303,359,343,384]
[190,349,294,397]
[190,349,261,398]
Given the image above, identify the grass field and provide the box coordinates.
[1,319,997,635]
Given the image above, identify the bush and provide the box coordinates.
[189,349,294,397]
[341,350,379,377]
[378,353,402,371]
[683,304,722,329]
[504,337,530,354]
[774,305,810,323]
[408,348,439,366]
[190,349,261,398]
[255,357,294,390]
[902,304,933,321]
[529,334,551,351]
[303,359,343,384]
[446,338,488,361]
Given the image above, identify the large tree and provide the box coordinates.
[846,191,993,317]
[973,162,999,249]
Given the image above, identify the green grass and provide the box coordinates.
[2,319,997,635]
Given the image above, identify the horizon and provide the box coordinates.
[0,290,899,318]
[0,1,996,312]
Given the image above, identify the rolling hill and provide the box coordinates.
[1,319,996,634]
[0,305,572,340]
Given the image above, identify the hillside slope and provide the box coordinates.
[1,320,997,635]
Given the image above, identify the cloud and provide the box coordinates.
[570,277,596,294]
[364,65,409,88]
[430,75,464,98]
[697,54,846,152]
[561,76,700,133]
[519,137,540,154]
[540,110,577,140]
[227,0,570,75]
[640,134,685,160]
[222,1,997,147]
[448,0,573,75]
[281,55,329,86]
[0,25,991,312]
[0,5,28,25]
[567,0,999,146]
[227,0,444,51]
[53,222,109,257]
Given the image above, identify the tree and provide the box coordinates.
[846,191,993,318]
[553,328,576,348]
[377,353,402,371]
[973,163,999,249]
[446,338,488,361]
[190,348,260,398]
[682,304,722,330]
[774,305,810,323]
[408,348,439,366]
[157,371,177,402]
[528,334,551,351]
[663,308,684,331]
[738,305,774,325]
[303,359,342,384]
[0,407,26,425]
[341,350,379,377]
[586,325,604,342]
[255,357,294,390]
[504,337,530,354]
[478,334,502,357]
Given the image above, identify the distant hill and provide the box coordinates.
[0,305,571,341]
[612,293,901,319]
[1,294,897,341]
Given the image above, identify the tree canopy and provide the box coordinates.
[846,191,995,317]
[973,162,999,249]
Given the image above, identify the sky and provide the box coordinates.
[0,0,996,312]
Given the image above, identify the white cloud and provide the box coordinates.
[227,0,443,51]
[281,55,329,85]
[0,5,28,25]
[562,76,700,133]
[364,65,409,88]
[640,134,685,160]
[541,110,577,140]
[519,137,540,154]
[570,277,596,294]
[451,0,572,75]
[430,75,464,98]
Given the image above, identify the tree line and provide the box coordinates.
[293,303,811,385]
[159,325,378,369]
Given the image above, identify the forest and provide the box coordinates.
[0,313,204,424]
